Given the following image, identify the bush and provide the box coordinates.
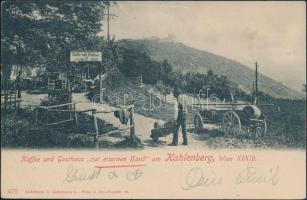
[40,90,71,106]
[1,109,117,148]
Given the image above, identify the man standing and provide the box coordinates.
[169,88,188,146]
[15,70,22,98]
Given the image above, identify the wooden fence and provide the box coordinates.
[32,103,137,148]
[1,90,22,111]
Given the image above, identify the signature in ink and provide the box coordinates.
[126,168,143,181]
[63,165,101,183]
[235,164,279,186]
[181,167,223,190]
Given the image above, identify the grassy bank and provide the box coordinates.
[1,108,138,149]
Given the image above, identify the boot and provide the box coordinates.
[168,133,178,146]
[182,134,188,145]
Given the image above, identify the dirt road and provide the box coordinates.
[73,93,207,149]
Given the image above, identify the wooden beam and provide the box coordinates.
[43,119,74,126]
[40,102,76,109]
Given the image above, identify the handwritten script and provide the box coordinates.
[181,167,223,190]
[235,164,279,186]
[64,165,101,183]
[181,165,279,190]
[63,165,143,183]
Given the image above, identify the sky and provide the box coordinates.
[100,1,306,92]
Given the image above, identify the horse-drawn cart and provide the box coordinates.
[193,95,272,138]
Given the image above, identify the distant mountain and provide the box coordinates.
[118,38,304,99]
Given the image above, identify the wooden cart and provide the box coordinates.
[193,96,272,138]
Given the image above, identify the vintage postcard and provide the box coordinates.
[1,1,306,199]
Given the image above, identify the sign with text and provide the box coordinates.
[70,51,102,62]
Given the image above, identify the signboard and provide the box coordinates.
[70,51,102,62]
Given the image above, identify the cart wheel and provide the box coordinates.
[222,111,241,137]
[247,119,266,139]
[194,113,203,130]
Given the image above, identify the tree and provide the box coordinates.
[117,48,149,77]
[143,61,161,84]
[1,1,109,89]
[156,80,172,102]
[117,47,165,85]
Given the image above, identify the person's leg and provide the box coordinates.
[181,116,188,145]
[18,89,21,99]
[169,122,179,145]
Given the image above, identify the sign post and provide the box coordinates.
[70,51,103,101]
[70,51,102,62]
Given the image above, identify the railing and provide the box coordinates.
[93,105,136,148]
[47,80,55,90]
[61,80,67,89]
[32,103,137,148]
[1,90,22,111]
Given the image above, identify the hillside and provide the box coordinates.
[118,38,304,99]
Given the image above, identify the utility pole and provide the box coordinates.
[107,3,110,42]
[105,3,118,42]
[100,3,110,103]
[252,83,255,101]
[255,62,258,98]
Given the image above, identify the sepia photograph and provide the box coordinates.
[1,1,306,199]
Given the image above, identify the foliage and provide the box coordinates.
[164,70,248,101]
[1,1,109,88]
[116,44,248,100]
[256,93,306,146]
[118,39,304,99]
[1,109,117,148]
[102,40,125,88]
[156,80,172,101]
[117,47,155,84]
[39,90,71,108]
[117,48,148,77]
[107,45,305,149]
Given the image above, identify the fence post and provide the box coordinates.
[74,104,78,127]
[16,92,19,111]
[69,103,72,120]
[92,110,99,149]
[35,107,38,125]
[14,90,16,110]
[130,107,136,142]
[9,91,12,110]
[17,99,20,111]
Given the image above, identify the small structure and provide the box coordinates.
[10,65,46,89]
[46,71,67,91]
